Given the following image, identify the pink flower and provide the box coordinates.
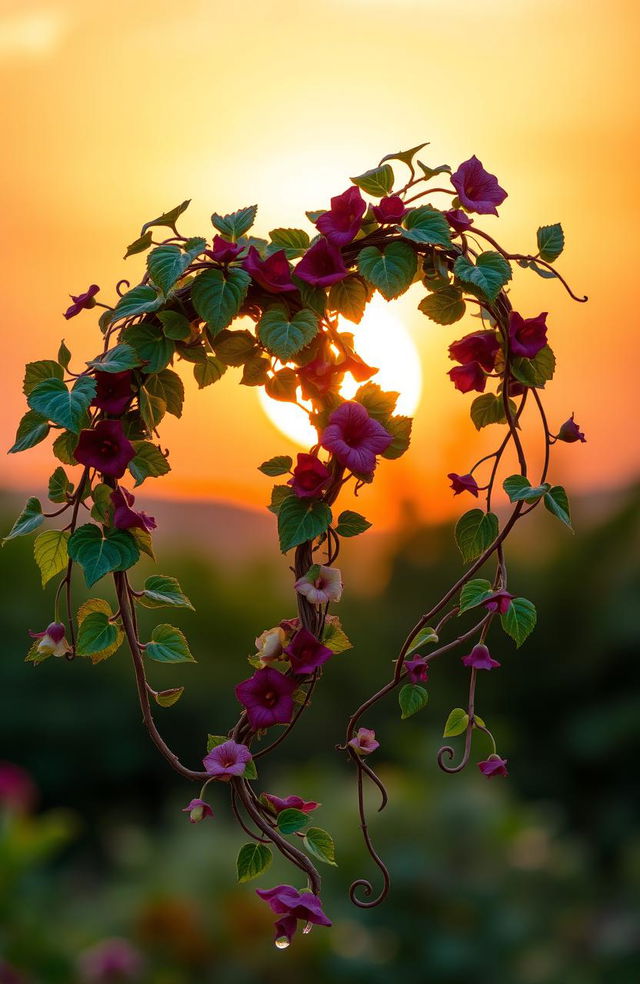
[203,739,253,780]
[448,363,486,394]
[295,238,349,287]
[320,401,392,473]
[235,668,296,730]
[256,885,331,946]
[182,798,214,823]
[372,195,407,224]
[348,727,379,756]
[74,419,136,479]
[77,938,144,983]
[287,453,331,499]
[449,331,499,372]
[405,657,428,684]
[297,355,341,398]
[243,246,296,293]
[0,762,37,813]
[508,311,548,359]
[461,643,500,671]
[448,473,479,497]
[451,156,507,215]
[316,186,366,245]
[262,793,320,815]
[92,370,133,416]
[63,284,99,320]
[477,755,509,778]
[557,413,586,444]
[445,208,474,233]
[28,621,71,658]
[284,627,333,675]
[294,565,343,605]
[482,590,514,615]
[110,487,156,532]
[206,235,242,263]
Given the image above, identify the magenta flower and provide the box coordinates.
[477,755,509,778]
[348,727,379,756]
[451,156,507,215]
[284,627,333,675]
[28,621,71,658]
[243,246,296,293]
[74,419,136,479]
[262,793,319,815]
[77,938,144,983]
[0,762,37,813]
[92,370,133,416]
[445,208,474,233]
[287,452,331,499]
[508,311,548,359]
[372,195,407,224]
[235,668,296,730]
[448,363,486,394]
[182,797,214,823]
[462,643,500,671]
[405,657,428,684]
[110,487,156,532]
[256,885,331,946]
[320,401,392,473]
[63,284,99,320]
[207,235,242,263]
[482,590,514,615]
[448,473,479,497]
[203,739,253,780]
[557,413,586,443]
[449,330,499,372]
[295,238,349,287]
[316,186,366,245]
[294,565,343,605]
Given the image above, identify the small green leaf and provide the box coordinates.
[241,354,271,386]
[501,597,537,647]
[544,485,573,530]
[267,484,295,516]
[212,329,256,366]
[76,598,123,663]
[503,474,550,503]
[454,510,499,564]
[139,387,166,431]
[511,345,556,389]
[157,310,191,341]
[322,616,352,654]
[358,241,417,300]
[193,355,227,388]
[154,687,185,708]
[52,430,79,465]
[8,410,50,454]
[401,205,452,247]
[259,455,292,477]
[141,199,190,235]
[303,827,337,866]
[2,497,43,543]
[354,381,398,422]
[48,467,73,504]
[87,343,140,374]
[145,369,184,417]
[454,251,512,302]
[381,415,412,460]
[124,229,153,259]
[443,707,469,738]
[211,205,257,241]
[265,367,298,402]
[236,843,272,883]
[277,496,332,552]
[58,340,71,370]
[145,623,195,663]
[470,393,516,431]
[537,223,564,263]
[121,323,175,374]
[417,160,452,180]
[76,611,118,657]
[258,307,318,360]
[148,240,205,295]
[90,483,113,524]
[351,164,394,197]
[23,360,63,396]
[191,267,252,335]
[419,286,465,325]
[406,626,438,656]
[27,376,96,434]
[328,276,369,324]
[268,228,310,259]
[277,808,309,835]
[399,683,429,719]
[128,441,171,486]
[459,578,494,614]
[34,530,69,587]
[109,285,164,323]
[139,574,194,610]
[335,510,371,537]
[379,142,429,170]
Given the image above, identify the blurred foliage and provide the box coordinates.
[0,485,639,982]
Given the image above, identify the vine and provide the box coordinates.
[5,143,587,948]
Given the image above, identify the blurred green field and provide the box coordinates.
[1,486,639,983]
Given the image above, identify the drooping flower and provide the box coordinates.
[295,237,349,287]
[448,362,486,394]
[28,621,71,658]
[287,453,331,499]
[347,727,379,756]
[557,413,586,443]
[445,208,474,233]
[110,487,157,532]
[255,626,287,665]
[482,590,514,615]
[74,419,136,479]
[284,627,333,676]
[340,350,378,383]
[0,762,37,813]
[449,330,499,372]
[206,235,243,263]
[372,195,407,224]
[243,246,296,293]
[477,755,509,778]
[182,798,214,823]
[320,401,392,473]
[63,284,99,320]
[448,473,479,497]
[77,938,144,983]
[297,355,342,398]
[405,657,428,684]
[461,643,500,671]
[256,885,332,946]
[235,668,296,730]
[451,156,507,215]
[262,793,320,815]
[316,186,366,245]
[203,739,253,780]
[92,370,133,416]
[508,311,548,359]
[294,565,343,605]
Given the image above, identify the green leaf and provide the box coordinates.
[265,368,298,402]
[34,530,69,587]
[109,285,164,323]
[259,455,292,477]
[268,228,310,259]
[399,683,429,719]
[8,410,49,454]
[76,611,118,657]
[241,354,271,386]
[354,381,398,422]
[303,827,337,866]
[157,310,191,341]
[459,578,494,614]
[145,369,184,418]
[212,329,256,366]
[267,484,295,516]
[296,279,327,318]
[52,430,79,465]
[57,340,71,370]
[537,223,564,263]
[23,360,63,396]
[141,199,190,235]
[145,623,195,663]
[381,415,412,460]
[454,509,499,564]
[206,735,228,751]
[236,843,272,883]
[544,485,573,531]
[419,286,465,325]
[48,467,73,503]
[417,160,452,180]
[500,597,537,647]
[277,496,332,552]
[191,268,251,334]
[124,229,153,259]
[443,708,469,737]
[148,240,205,295]
[328,276,369,324]
[401,205,452,247]
[211,205,257,241]
[76,598,123,663]
[139,387,166,431]
[322,615,352,654]
[406,626,438,656]
[503,474,550,503]
[193,355,227,388]
[3,497,43,543]
[87,343,140,374]
[121,323,174,374]
[511,345,556,389]
[379,142,429,170]
[128,441,171,486]
[336,510,371,537]
[454,251,512,302]
[358,241,417,300]
[139,575,195,610]
[68,524,140,587]
[470,393,516,431]
[154,687,185,708]
[27,376,95,434]
[90,483,113,524]
[350,164,394,197]
[277,808,309,835]
[258,307,318,360]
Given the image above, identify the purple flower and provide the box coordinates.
[287,453,331,499]
[557,413,586,443]
[316,186,366,245]
[295,237,349,287]
[509,311,548,359]
[262,793,320,815]
[448,473,479,497]
[203,739,253,780]
[445,208,474,233]
[182,798,214,823]
[320,401,392,473]
[243,246,296,293]
[63,284,99,320]
[448,363,486,394]
[478,755,509,778]
[284,627,333,675]
[372,195,407,224]
[348,727,379,756]
[77,938,144,983]
[0,762,37,813]
[92,370,133,416]
[449,330,499,372]
[110,487,156,532]
[74,419,136,479]
[294,565,343,605]
[451,156,507,215]
[28,620,71,659]
[207,235,243,263]
[482,590,514,615]
[235,668,296,730]
[256,885,331,946]
[461,643,500,671]
[405,657,428,683]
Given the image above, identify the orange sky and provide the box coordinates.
[1,0,638,529]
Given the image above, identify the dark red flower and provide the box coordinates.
[316,187,366,245]
[448,473,479,497]
[449,331,499,372]
[405,657,428,683]
[557,413,586,443]
[451,156,507,215]
[235,667,296,731]
[206,235,243,263]
[482,590,514,615]
[297,356,341,399]
[445,208,474,233]
[74,419,136,478]
[0,762,37,813]
[262,793,319,815]
[295,238,349,287]
[462,643,500,671]
[243,246,296,293]
[287,453,331,499]
[448,363,486,394]
[372,195,407,224]
[92,370,133,416]
[63,284,99,320]
[284,627,333,675]
[508,311,548,359]
[320,401,392,473]
[478,755,509,778]
[110,487,156,532]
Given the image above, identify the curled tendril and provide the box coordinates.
[349,761,391,908]
[437,725,474,774]
[115,278,130,296]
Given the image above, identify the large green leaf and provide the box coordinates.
[145,623,194,663]
[358,242,417,300]
[68,524,140,587]
[454,251,512,302]
[328,276,369,324]
[510,345,555,388]
[23,360,63,396]
[147,239,206,295]
[212,329,256,366]
[211,205,257,241]
[258,307,318,360]
[109,285,164,323]
[138,575,194,610]
[303,827,337,866]
[419,286,465,325]
[399,683,428,719]
[458,578,494,614]
[277,496,332,552]
[144,369,184,417]
[500,596,537,647]
[87,343,140,374]
[193,355,227,388]
[157,310,191,341]
[128,441,171,486]
[34,530,69,587]
[191,268,251,334]
[121,323,174,374]
[470,393,515,431]
[76,611,119,658]
[350,164,394,197]
[52,430,79,466]
[8,411,50,454]
[27,376,96,433]
[454,509,499,563]
[537,223,564,263]
[381,415,412,460]
[277,808,309,834]
[401,205,452,247]
[2,497,43,543]
[236,843,272,883]
[268,228,310,259]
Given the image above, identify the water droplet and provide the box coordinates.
[275,936,290,950]
[302,922,313,935]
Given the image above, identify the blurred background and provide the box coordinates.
[1,0,639,981]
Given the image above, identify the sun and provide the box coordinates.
[258,294,423,448]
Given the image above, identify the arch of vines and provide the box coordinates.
[6,143,587,948]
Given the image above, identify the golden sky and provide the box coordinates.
[1,0,638,529]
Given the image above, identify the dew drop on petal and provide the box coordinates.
[275,936,290,950]
[302,922,313,935]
